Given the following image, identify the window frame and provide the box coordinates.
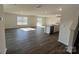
[17,16,28,26]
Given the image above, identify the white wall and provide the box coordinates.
[4,13,47,29]
[46,15,61,25]
[42,17,46,26]
[28,16,37,27]
[4,13,17,29]
[4,13,37,29]
[0,5,6,54]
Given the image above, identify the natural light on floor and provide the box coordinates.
[19,28,36,31]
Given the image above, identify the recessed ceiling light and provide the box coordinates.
[58,8,62,11]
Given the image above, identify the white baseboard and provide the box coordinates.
[4,48,7,54]
[66,47,72,54]
[0,48,7,54]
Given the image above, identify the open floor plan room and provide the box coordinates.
[6,27,65,54]
[0,4,79,54]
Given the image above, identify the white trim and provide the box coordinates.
[4,48,7,54]
[1,48,7,54]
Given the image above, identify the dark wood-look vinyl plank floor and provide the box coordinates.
[5,27,66,54]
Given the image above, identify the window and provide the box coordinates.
[17,16,28,25]
[37,17,43,26]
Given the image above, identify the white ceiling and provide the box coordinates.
[3,4,79,16]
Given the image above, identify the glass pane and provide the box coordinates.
[22,17,28,25]
[17,16,28,25]
[17,16,23,25]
